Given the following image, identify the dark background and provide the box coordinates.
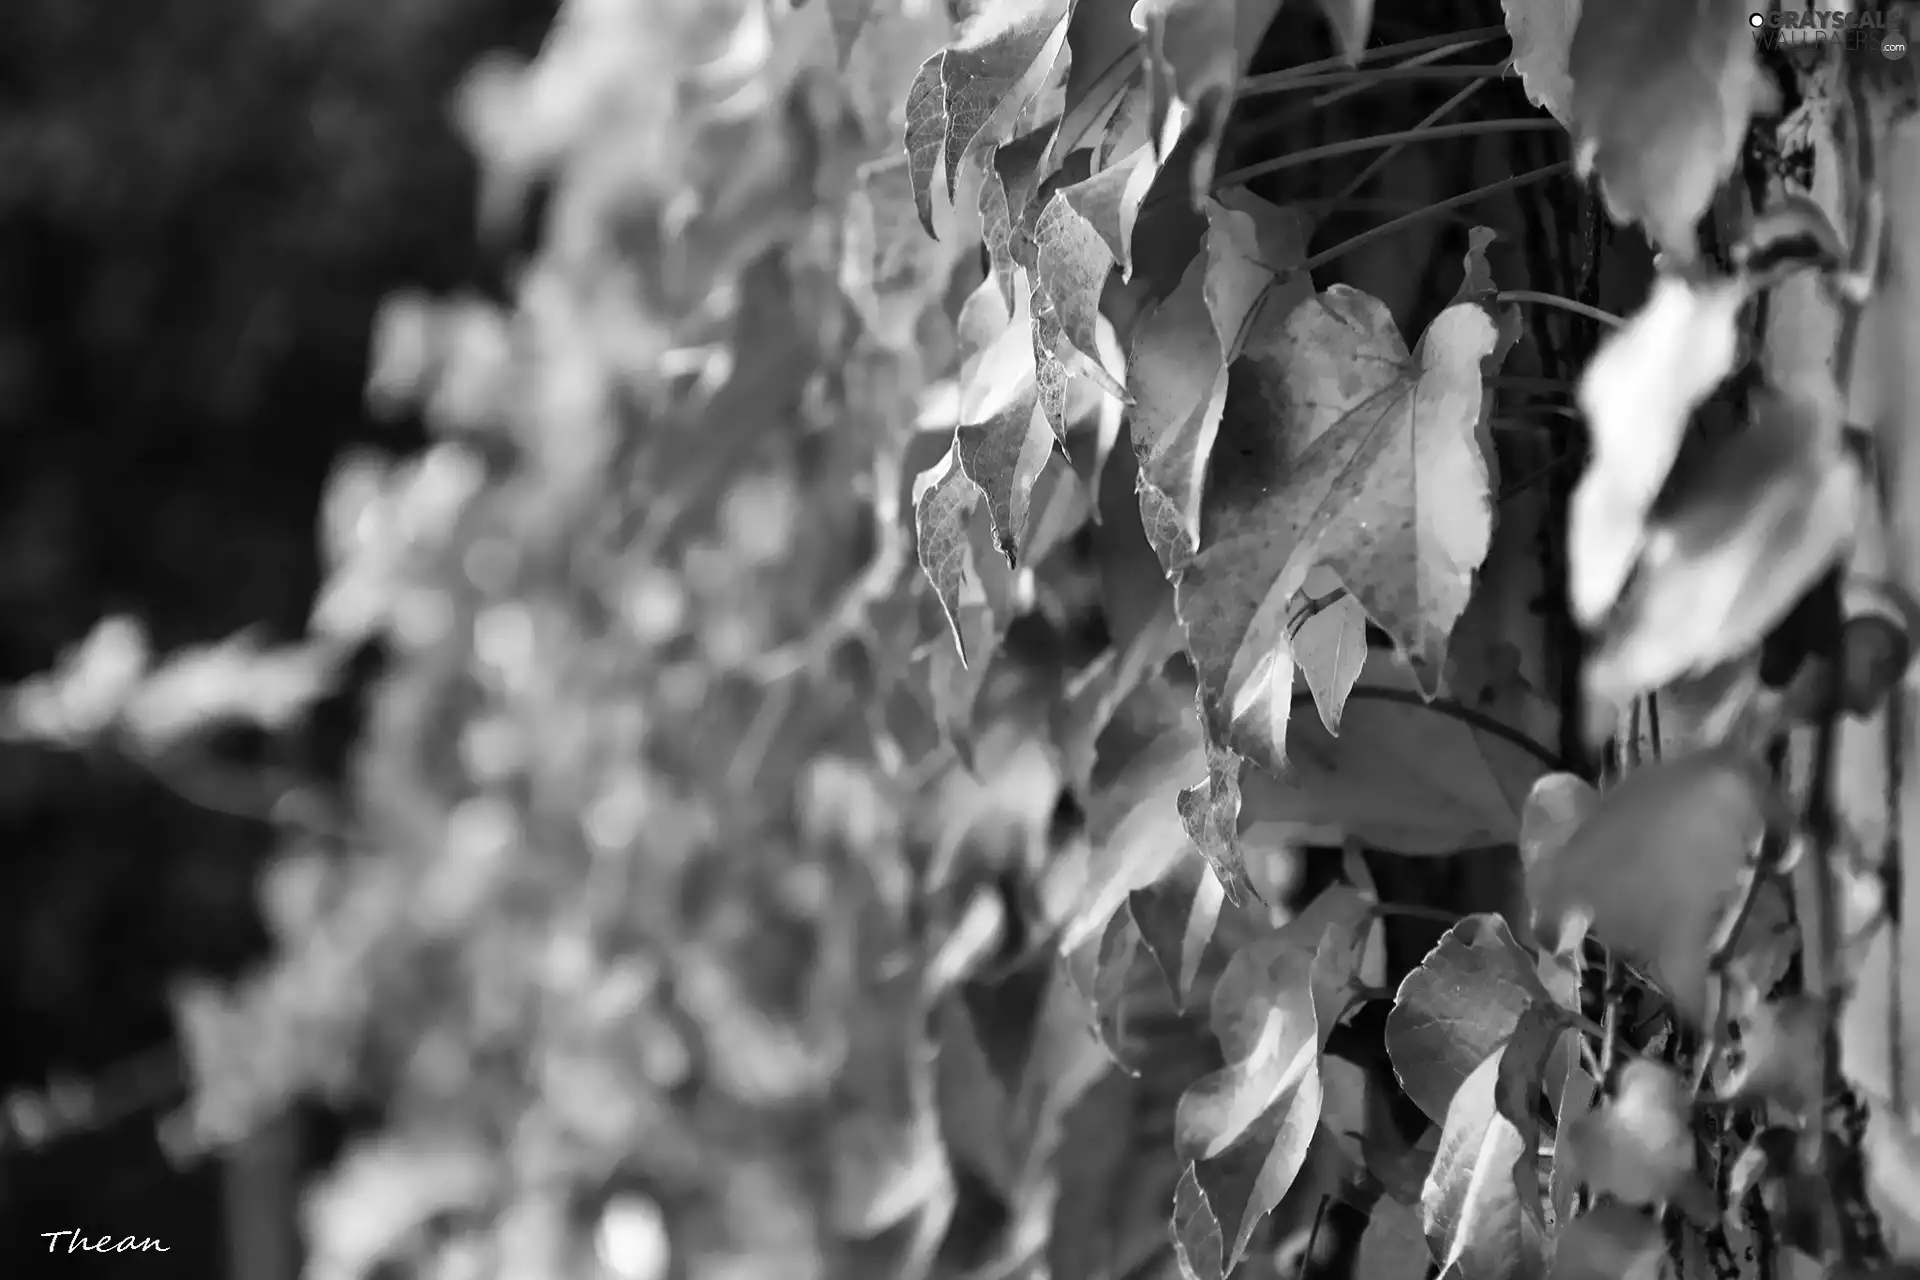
[0,2,553,1272]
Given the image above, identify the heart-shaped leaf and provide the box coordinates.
[1567,0,1763,259]
[1387,912,1548,1126]
[1522,747,1771,1024]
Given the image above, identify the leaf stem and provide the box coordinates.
[1215,119,1561,190]
[1492,290,1624,330]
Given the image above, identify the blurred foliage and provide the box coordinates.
[0,0,553,1266]
[142,1,981,1277]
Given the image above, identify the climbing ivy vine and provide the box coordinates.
[8,1,1920,1278]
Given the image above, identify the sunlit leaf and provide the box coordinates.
[946,272,1058,562]
[1494,1002,1570,1232]
[1518,772,1598,881]
[1177,702,1253,902]
[1130,0,1284,197]
[1291,568,1370,735]
[914,442,991,666]
[1569,273,1746,629]
[1129,855,1229,1008]
[1032,149,1156,412]
[1311,0,1375,64]
[1175,281,1508,777]
[980,128,1055,308]
[1168,909,1362,1280]
[1501,0,1578,127]
[1044,714,1205,953]
[1421,1047,1548,1280]
[1587,387,1863,705]
[1129,193,1311,567]
[1567,0,1763,258]
[905,0,1075,236]
[1387,913,1548,1125]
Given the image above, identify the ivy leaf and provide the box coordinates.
[1421,1047,1548,1280]
[1494,1003,1570,1233]
[1174,938,1319,1162]
[1176,286,1507,776]
[1311,0,1375,64]
[1129,855,1229,1008]
[1032,149,1155,408]
[1519,772,1597,877]
[980,128,1056,309]
[914,442,991,666]
[1353,1193,1434,1278]
[948,272,1057,563]
[1169,914,1361,1280]
[1291,568,1370,735]
[1569,274,1745,628]
[1500,0,1577,127]
[1177,701,1252,902]
[1547,1202,1665,1280]
[1566,0,1762,259]
[1561,1059,1713,1220]
[1130,0,1285,197]
[1044,713,1204,953]
[1129,193,1311,567]
[1050,0,1147,167]
[1239,651,1555,855]
[1522,747,1771,1025]
[1586,386,1863,705]
[1063,905,1148,1072]
[904,0,1075,236]
[1387,913,1548,1126]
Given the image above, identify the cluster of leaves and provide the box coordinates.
[11,1,1920,1280]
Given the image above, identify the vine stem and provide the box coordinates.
[1294,162,1574,278]
[1493,290,1624,330]
[1810,59,1890,1269]
[1293,685,1563,770]
[1244,64,1507,93]
[1328,75,1492,206]
[1215,119,1560,190]
[1236,28,1509,97]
